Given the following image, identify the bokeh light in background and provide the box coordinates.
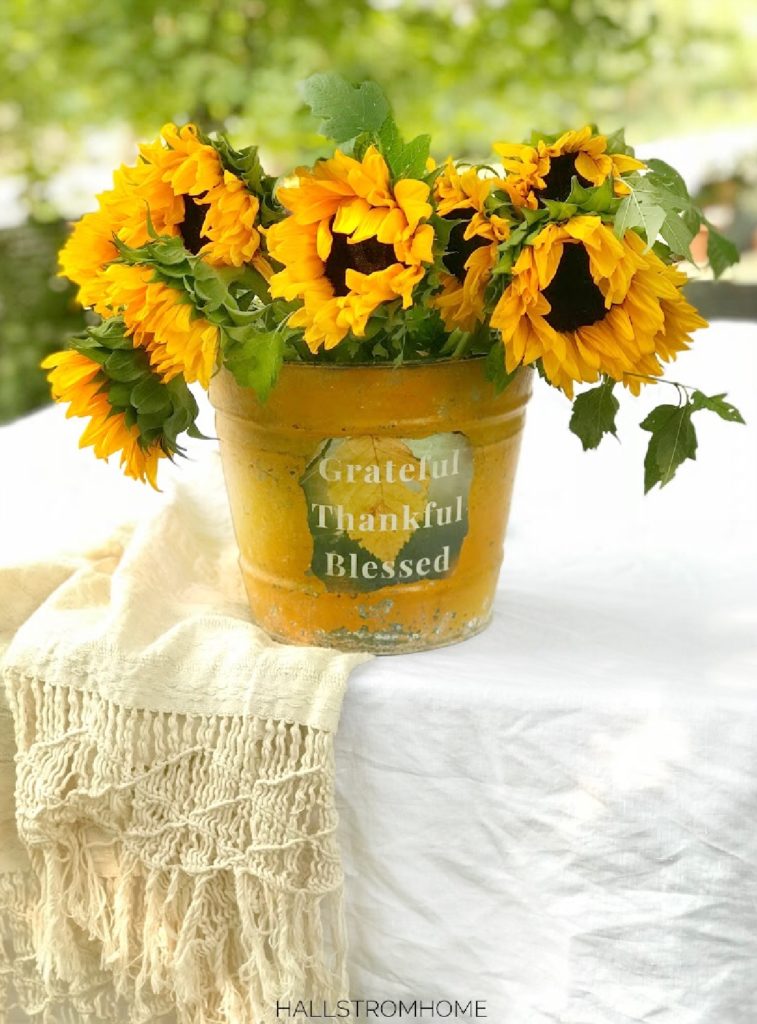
[1,0,755,421]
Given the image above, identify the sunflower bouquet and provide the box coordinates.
[45,74,742,493]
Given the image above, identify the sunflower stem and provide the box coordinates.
[452,330,472,359]
[624,372,699,397]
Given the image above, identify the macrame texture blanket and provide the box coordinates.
[0,454,369,1024]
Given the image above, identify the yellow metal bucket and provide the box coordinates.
[210,359,532,653]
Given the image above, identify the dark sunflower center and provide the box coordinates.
[442,213,487,282]
[538,153,592,202]
[179,194,210,254]
[542,243,607,332]
[324,228,395,297]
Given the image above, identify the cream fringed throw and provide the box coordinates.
[0,456,370,1023]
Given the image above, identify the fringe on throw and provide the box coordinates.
[6,673,349,1024]
[0,869,120,1024]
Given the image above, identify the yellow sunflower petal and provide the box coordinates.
[317,218,334,261]
[393,178,433,230]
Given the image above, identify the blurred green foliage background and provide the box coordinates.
[1,0,755,422]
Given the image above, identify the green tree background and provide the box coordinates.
[1,0,755,421]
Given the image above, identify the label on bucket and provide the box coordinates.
[300,432,473,592]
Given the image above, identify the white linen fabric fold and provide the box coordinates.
[0,457,368,1024]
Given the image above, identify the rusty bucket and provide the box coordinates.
[210,358,532,653]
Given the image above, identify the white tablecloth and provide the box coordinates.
[2,321,756,1024]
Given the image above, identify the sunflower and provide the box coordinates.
[139,125,264,268]
[93,263,220,389]
[59,123,265,310]
[58,210,123,309]
[266,146,434,352]
[490,215,707,398]
[494,127,645,209]
[41,350,166,488]
[100,156,185,247]
[431,159,511,332]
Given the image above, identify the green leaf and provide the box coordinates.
[705,223,740,278]
[301,73,390,143]
[104,350,145,382]
[92,317,134,345]
[222,327,284,401]
[645,158,690,197]
[491,248,514,277]
[629,171,689,211]
[165,372,198,407]
[377,117,403,168]
[690,390,745,423]
[566,176,620,214]
[569,378,620,450]
[429,212,455,252]
[114,234,192,280]
[659,211,695,259]
[161,404,193,443]
[440,327,466,357]
[682,205,703,236]
[74,344,109,365]
[464,321,491,357]
[209,135,272,198]
[565,178,592,205]
[107,381,133,408]
[130,374,171,415]
[640,402,698,492]
[349,131,375,161]
[542,199,578,221]
[154,262,192,282]
[614,187,666,250]
[136,408,172,430]
[153,237,188,265]
[229,266,273,304]
[528,129,559,146]
[604,128,632,155]
[522,207,548,227]
[376,118,430,180]
[191,265,233,312]
[651,240,676,263]
[499,220,529,253]
[143,203,160,241]
[139,426,167,448]
[485,341,518,395]
[186,421,210,440]
[224,306,265,328]
[615,164,714,261]
[614,168,695,250]
[393,134,431,179]
[584,182,622,214]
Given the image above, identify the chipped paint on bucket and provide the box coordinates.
[210,358,532,654]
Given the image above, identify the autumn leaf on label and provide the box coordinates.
[327,436,430,561]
